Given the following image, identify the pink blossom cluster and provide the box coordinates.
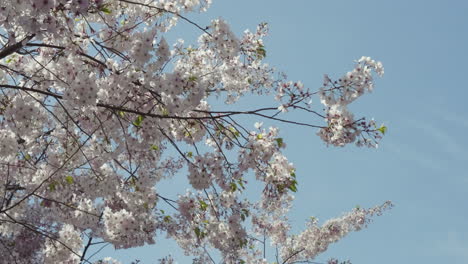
[318,57,386,147]
[0,0,389,263]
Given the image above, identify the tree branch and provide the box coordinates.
[0,35,35,59]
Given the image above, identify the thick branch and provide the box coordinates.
[0,35,35,60]
[0,84,325,128]
[25,43,108,68]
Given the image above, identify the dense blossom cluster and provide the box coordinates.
[318,57,385,147]
[280,201,392,262]
[0,0,388,263]
[0,129,17,161]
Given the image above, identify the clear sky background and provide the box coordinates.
[97,1,468,263]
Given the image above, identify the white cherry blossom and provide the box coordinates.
[0,1,389,263]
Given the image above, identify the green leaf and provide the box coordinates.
[277,184,285,193]
[188,75,198,82]
[377,125,387,135]
[240,208,249,221]
[118,111,125,118]
[230,182,237,192]
[199,200,208,211]
[129,177,137,187]
[288,185,297,192]
[241,208,249,216]
[194,227,203,238]
[288,180,298,192]
[256,133,263,140]
[65,176,74,184]
[164,215,171,222]
[150,145,159,151]
[275,138,283,147]
[5,55,16,64]
[48,181,58,191]
[186,47,197,54]
[187,151,193,158]
[239,238,248,248]
[24,154,32,161]
[229,127,240,138]
[100,6,112,14]
[290,169,296,178]
[133,115,144,127]
[255,44,267,59]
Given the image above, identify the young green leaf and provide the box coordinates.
[150,145,159,151]
[194,227,202,238]
[100,7,112,14]
[48,181,58,191]
[288,180,298,192]
[199,200,208,211]
[133,115,144,127]
[275,138,284,147]
[377,125,387,135]
[230,182,237,192]
[65,176,74,184]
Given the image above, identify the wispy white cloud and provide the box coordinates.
[382,110,468,175]
[384,138,444,171]
[433,108,468,130]
[406,119,467,162]
[434,231,468,262]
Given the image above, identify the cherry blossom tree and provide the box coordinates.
[0,1,391,263]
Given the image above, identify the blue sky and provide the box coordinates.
[97,1,468,263]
